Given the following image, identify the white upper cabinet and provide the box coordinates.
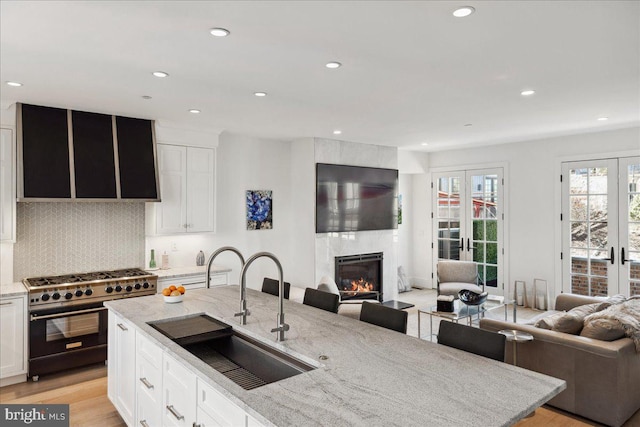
[1,128,15,242]
[147,144,215,235]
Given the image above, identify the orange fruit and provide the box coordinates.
[162,288,171,296]
[177,286,186,294]
[169,285,177,291]
[170,290,181,296]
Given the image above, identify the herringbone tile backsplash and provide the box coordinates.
[14,202,144,280]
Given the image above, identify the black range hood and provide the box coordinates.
[16,103,160,201]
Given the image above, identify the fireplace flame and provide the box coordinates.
[348,277,375,293]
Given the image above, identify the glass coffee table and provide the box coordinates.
[418,298,515,341]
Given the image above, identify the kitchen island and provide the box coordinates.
[105,285,565,427]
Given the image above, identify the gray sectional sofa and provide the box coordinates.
[480,293,640,427]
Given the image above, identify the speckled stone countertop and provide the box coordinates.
[0,281,27,298]
[146,264,232,279]
[105,286,566,427]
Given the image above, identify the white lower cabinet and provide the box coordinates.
[196,378,247,427]
[163,352,197,426]
[108,309,266,427]
[108,311,136,426]
[157,272,229,293]
[136,333,163,427]
[0,294,27,385]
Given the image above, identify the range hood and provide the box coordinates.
[16,103,160,202]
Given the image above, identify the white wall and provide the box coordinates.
[397,174,413,285]
[146,132,296,290]
[423,126,640,298]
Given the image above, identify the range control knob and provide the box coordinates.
[134,283,141,290]
[52,292,61,300]
[64,292,73,300]
[142,282,149,289]
[115,285,122,292]
[105,286,113,293]
[41,293,50,301]
[75,289,83,297]
[125,285,133,292]
[85,288,93,296]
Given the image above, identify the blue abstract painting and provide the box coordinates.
[246,190,273,230]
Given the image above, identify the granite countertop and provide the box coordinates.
[105,286,566,427]
[147,264,232,279]
[0,281,28,298]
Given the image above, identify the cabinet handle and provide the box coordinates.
[193,424,202,427]
[140,421,150,427]
[0,301,13,306]
[117,323,128,331]
[166,405,184,420]
[139,377,154,389]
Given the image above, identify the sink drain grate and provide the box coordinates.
[190,348,267,390]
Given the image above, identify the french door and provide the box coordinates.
[432,168,504,295]
[561,156,640,296]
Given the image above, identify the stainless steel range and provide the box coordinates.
[24,268,157,380]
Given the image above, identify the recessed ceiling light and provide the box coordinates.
[141,95,152,99]
[453,6,475,17]
[521,89,536,96]
[152,71,169,78]
[254,92,267,97]
[333,130,342,135]
[6,81,23,87]
[189,109,201,114]
[210,28,230,37]
[421,142,429,146]
[326,62,342,69]
[597,117,609,121]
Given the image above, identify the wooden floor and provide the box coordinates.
[1,363,638,426]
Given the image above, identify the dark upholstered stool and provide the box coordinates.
[303,288,340,313]
[359,301,408,333]
[261,277,291,299]
[437,321,506,362]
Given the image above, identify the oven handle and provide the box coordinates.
[30,306,107,321]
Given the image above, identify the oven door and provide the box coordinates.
[29,302,107,358]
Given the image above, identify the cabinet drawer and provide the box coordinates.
[163,353,196,426]
[137,333,162,368]
[197,379,246,427]
[209,274,228,287]
[137,359,162,402]
[137,386,162,427]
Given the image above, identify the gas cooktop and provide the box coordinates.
[25,268,158,310]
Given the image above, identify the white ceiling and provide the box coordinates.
[1,1,638,151]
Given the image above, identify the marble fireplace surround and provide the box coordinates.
[313,138,399,302]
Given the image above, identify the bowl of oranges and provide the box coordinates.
[162,285,186,303]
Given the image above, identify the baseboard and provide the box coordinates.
[410,277,433,289]
[0,373,27,387]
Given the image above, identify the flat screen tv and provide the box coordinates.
[316,163,398,233]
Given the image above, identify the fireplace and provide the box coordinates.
[335,253,383,302]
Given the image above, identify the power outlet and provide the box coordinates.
[170,242,178,251]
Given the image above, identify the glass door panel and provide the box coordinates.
[470,173,500,287]
[565,161,617,296]
[621,157,640,296]
[436,175,463,260]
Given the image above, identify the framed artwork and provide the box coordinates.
[246,190,273,230]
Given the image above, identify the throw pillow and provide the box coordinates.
[535,312,568,330]
[582,299,640,351]
[580,318,626,341]
[534,302,600,334]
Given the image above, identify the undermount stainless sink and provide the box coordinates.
[148,315,315,390]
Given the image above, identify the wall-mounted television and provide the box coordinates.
[316,163,398,233]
